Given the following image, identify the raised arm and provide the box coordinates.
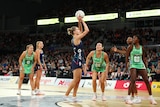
[112,46,127,54]
[76,19,89,40]
[78,20,83,33]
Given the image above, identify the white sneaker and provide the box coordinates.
[102,95,106,101]
[132,96,141,104]
[125,96,133,105]
[17,90,21,95]
[35,90,45,95]
[31,90,36,95]
[72,97,80,102]
[149,97,157,105]
[63,96,69,101]
[92,95,97,101]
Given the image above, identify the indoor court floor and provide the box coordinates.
[0,83,160,107]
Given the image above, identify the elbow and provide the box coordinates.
[87,29,90,33]
[85,29,89,33]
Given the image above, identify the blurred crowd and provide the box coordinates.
[38,0,159,19]
[0,27,160,82]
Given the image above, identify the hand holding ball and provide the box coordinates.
[75,10,85,18]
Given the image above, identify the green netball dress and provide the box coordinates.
[130,45,146,69]
[91,51,106,72]
[22,51,34,74]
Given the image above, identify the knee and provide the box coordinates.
[19,77,24,80]
[29,78,34,82]
[130,79,136,84]
[100,81,105,84]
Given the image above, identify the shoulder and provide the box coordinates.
[20,51,26,58]
[103,51,109,57]
[127,44,133,51]
[36,49,42,53]
[103,51,108,55]
[90,50,95,54]
[22,51,27,55]
[88,50,95,56]
[33,52,36,56]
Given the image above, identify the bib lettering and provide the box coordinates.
[134,55,140,63]
[95,63,101,67]
[25,60,32,65]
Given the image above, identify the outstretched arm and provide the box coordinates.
[76,18,89,40]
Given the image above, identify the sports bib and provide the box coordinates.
[25,60,32,65]
[133,55,140,63]
[95,63,101,67]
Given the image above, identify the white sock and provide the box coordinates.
[94,92,97,96]
[149,95,153,99]
[127,95,131,99]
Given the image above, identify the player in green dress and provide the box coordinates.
[17,44,37,95]
[126,34,157,105]
[85,42,109,101]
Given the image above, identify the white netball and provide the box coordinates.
[75,10,85,18]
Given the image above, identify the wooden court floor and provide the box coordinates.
[0,83,159,107]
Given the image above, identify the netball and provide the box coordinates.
[75,10,85,18]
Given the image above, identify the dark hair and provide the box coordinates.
[67,26,77,35]
[133,34,143,45]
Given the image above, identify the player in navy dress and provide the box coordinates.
[64,16,89,102]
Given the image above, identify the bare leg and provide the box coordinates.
[29,73,35,91]
[65,68,82,96]
[18,72,25,90]
[100,71,107,101]
[100,71,107,93]
[137,69,157,105]
[92,71,98,93]
[35,69,42,90]
[73,69,82,97]
[92,71,98,101]
[138,70,152,95]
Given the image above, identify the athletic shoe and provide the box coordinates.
[17,90,21,95]
[125,96,133,105]
[101,95,106,101]
[31,90,36,95]
[35,90,45,95]
[72,97,80,102]
[92,95,97,101]
[149,97,157,105]
[63,96,70,101]
[132,96,141,104]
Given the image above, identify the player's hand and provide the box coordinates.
[84,65,88,76]
[121,46,127,51]
[77,16,83,22]
[20,66,24,73]
[40,65,43,70]
[44,66,47,71]
[111,46,117,52]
